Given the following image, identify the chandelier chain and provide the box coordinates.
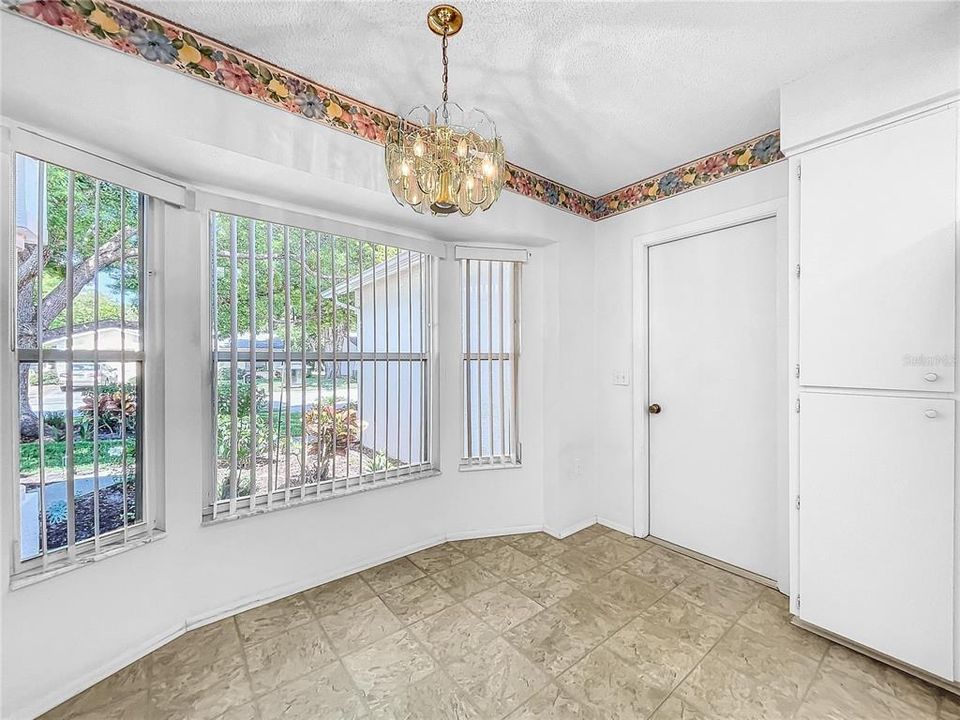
[441,27,449,101]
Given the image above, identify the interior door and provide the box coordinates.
[798,392,955,678]
[799,106,957,392]
[648,217,778,579]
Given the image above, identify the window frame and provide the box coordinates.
[196,192,444,522]
[4,127,177,583]
[457,246,525,469]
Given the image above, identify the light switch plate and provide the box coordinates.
[613,370,630,386]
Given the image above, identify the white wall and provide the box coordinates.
[0,16,597,719]
[591,164,789,536]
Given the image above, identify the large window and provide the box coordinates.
[14,154,147,567]
[459,250,522,466]
[209,210,434,518]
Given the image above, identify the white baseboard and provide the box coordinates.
[18,526,546,719]
[544,516,598,539]
[445,523,543,541]
[597,516,635,536]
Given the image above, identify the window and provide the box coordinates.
[13,153,149,568]
[208,210,434,518]
[459,248,523,466]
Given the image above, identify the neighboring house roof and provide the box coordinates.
[324,251,423,298]
[41,320,140,344]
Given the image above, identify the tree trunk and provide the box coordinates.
[18,364,41,441]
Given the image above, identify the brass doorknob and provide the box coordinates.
[649,403,661,415]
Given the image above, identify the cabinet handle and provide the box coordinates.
[924,409,938,419]
[923,373,939,382]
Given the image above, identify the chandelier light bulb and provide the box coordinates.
[385,4,505,217]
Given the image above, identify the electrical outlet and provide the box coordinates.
[612,370,630,386]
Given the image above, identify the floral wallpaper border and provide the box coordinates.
[591,131,784,220]
[4,0,783,222]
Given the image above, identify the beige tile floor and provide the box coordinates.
[42,523,960,719]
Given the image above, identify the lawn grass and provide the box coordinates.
[19,439,136,477]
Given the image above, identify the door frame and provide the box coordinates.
[631,198,791,591]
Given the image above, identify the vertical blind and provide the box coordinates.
[14,153,146,566]
[209,211,434,518]
[460,255,522,465]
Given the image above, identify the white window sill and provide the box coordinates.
[9,530,167,591]
[459,460,522,473]
[202,467,442,525]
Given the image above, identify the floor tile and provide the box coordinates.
[674,656,798,720]
[360,557,425,593]
[302,573,375,616]
[544,548,608,584]
[256,660,367,719]
[737,590,829,661]
[153,619,242,678]
[379,575,456,625]
[41,659,149,718]
[475,544,539,578]
[504,603,603,676]
[621,546,698,592]
[797,666,937,720]
[640,593,732,652]
[465,581,544,633]
[450,536,506,557]
[448,637,550,717]
[407,543,469,574]
[603,529,656,552]
[509,565,580,607]
[367,670,480,720]
[341,629,436,704]
[584,568,663,618]
[671,572,760,620]
[709,624,820,700]
[151,654,253,720]
[409,603,498,664]
[432,559,501,600]
[822,644,940,715]
[215,704,260,720]
[504,684,604,720]
[558,646,671,719]
[579,535,642,569]
[604,612,716,691]
[649,696,714,720]
[244,620,336,695]
[508,532,566,560]
[236,594,315,646]
[941,691,960,719]
[41,689,149,720]
[319,596,402,655]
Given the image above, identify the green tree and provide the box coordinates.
[17,161,139,439]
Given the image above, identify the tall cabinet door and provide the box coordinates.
[798,392,955,678]
[799,107,957,392]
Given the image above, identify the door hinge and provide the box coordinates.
[795,495,801,510]
[795,398,801,413]
[797,594,801,609]
[795,264,801,278]
[797,164,801,180]
[795,363,800,379]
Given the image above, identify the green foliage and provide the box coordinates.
[211,214,397,351]
[19,438,136,476]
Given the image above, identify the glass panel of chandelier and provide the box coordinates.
[211,213,432,505]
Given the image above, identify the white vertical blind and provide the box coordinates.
[209,211,435,518]
[460,257,521,465]
[13,153,148,570]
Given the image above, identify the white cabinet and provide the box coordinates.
[798,392,955,678]
[799,107,957,392]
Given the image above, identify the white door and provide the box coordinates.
[798,392,955,678]
[799,106,957,392]
[648,217,778,579]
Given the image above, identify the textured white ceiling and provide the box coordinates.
[137,0,954,195]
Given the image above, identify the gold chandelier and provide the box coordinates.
[385,4,505,216]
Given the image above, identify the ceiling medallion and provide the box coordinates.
[385,4,506,216]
